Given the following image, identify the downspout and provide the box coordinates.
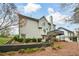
[18,15,21,38]
[50,16,54,31]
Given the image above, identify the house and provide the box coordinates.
[74,30,79,42]
[18,14,55,39]
[56,27,75,42]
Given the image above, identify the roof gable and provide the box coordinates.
[58,27,74,33]
[39,16,51,25]
[18,13,56,26]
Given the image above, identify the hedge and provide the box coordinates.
[13,35,42,43]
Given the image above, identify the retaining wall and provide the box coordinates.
[0,43,50,52]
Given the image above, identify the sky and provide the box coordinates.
[15,3,79,32]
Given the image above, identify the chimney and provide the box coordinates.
[50,16,54,31]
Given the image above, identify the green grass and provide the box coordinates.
[25,48,40,53]
[0,37,11,45]
[18,48,42,54]
[19,48,46,54]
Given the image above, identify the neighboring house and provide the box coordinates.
[56,27,75,42]
[74,30,79,42]
[18,14,55,39]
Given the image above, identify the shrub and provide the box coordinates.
[32,38,42,42]
[18,48,40,54]
[32,38,37,42]
[57,45,63,49]
[25,38,31,43]
[18,37,23,42]
[25,38,42,43]
[13,35,23,42]
[38,38,42,42]
[25,48,39,53]
[13,35,19,41]
[13,36,42,43]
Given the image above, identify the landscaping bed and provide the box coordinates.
[12,35,42,43]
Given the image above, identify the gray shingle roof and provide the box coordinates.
[18,13,39,22]
[58,27,74,33]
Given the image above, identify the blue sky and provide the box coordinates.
[15,3,79,31]
[16,3,62,18]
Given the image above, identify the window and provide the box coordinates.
[38,27,42,29]
[46,28,48,30]
[43,29,46,33]
[21,34,26,38]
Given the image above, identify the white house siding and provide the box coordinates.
[77,36,79,42]
[20,18,42,38]
[19,14,52,39]
[56,29,74,42]
[74,31,79,42]
[38,17,51,36]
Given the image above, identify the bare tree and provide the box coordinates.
[0,3,19,36]
[60,3,79,42]
[60,3,79,24]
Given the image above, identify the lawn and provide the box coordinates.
[0,37,11,45]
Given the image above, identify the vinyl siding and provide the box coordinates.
[20,18,42,38]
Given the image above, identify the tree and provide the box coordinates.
[60,3,79,24]
[60,3,79,41]
[0,3,19,36]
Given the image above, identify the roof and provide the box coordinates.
[39,16,56,26]
[54,30,64,35]
[58,27,74,33]
[18,13,56,26]
[18,13,39,22]
[47,29,64,36]
[40,16,50,24]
